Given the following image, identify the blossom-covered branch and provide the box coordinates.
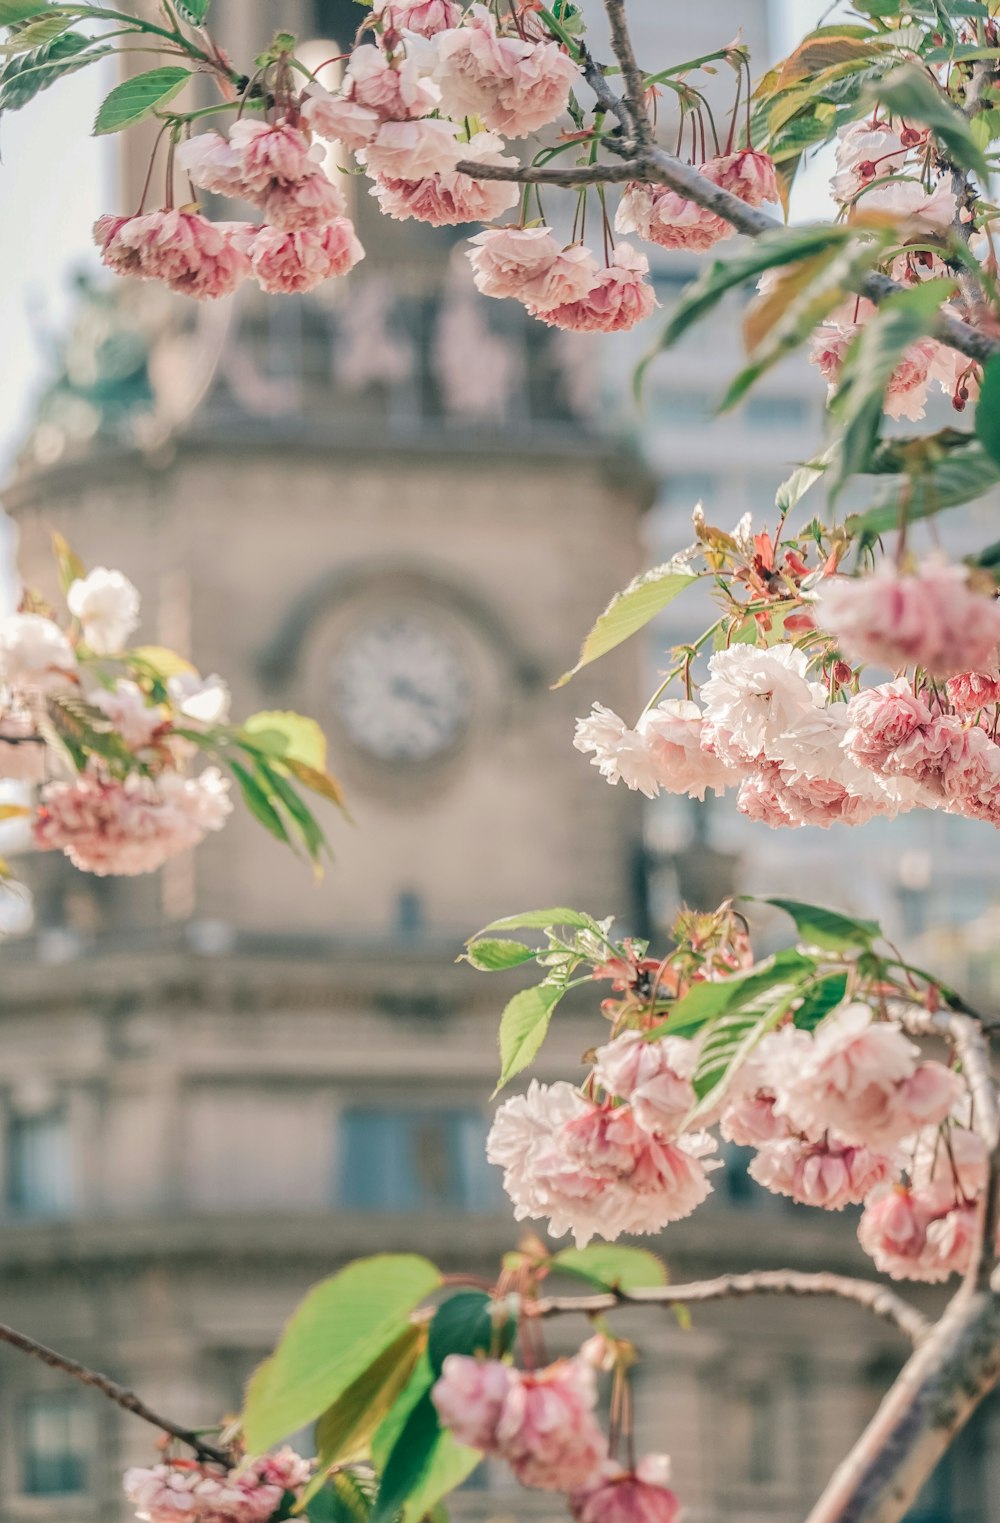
[531,1269,932,1345]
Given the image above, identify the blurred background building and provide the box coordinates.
[1,3,999,1523]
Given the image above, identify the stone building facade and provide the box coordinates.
[0,4,997,1523]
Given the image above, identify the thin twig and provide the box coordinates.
[455,144,1000,368]
[529,1270,931,1345]
[602,0,651,144]
[0,1323,231,1466]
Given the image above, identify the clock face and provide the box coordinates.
[330,613,472,764]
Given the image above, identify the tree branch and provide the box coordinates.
[806,1286,1000,1523]
[529,1270,931,1345]
[602,0,651,145]
[0,1322,231,1467]
[455,145,1000,369]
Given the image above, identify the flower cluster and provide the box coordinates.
[432,1349,680,1521]
[576,541,1000,831]
[0,546,338,881]
[487,1032,719,1246]
[486,949,981,1281]
[801,113,980,421]
[96,116,364,298]
[124,1447,311,1523]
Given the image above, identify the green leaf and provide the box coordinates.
[793,972,850,1031]
[244,709,329,770]
[428,1291,513,1375]
[689,983,801,1111]
[647,225,856,354]
[283,755,350,816]
[229,758,291,846]
[0,30,108,113]
[763,898,879,951]
[51,529,84,597]
[175,0,211,20]
[479,907,596,934]
[646,948,818,1041]
[550,1244,668,1292]
[0,1,54,22]
[306,1473,376,1523]
[829,278,956,494]
[308,1326,424,1486]
[497,983,566,1090]
[976,354,1000,468]
[371,1392,442,1523]
[848,439,998,542]
[243,1254,441,1452]
[0,10,72,50]
[93,65,191,134]
[254,758,328,866]
[131,644,197,679]
[463,937,537,972]
[401,1434,480,1523]
[775,448,834,513]
[869,63,989,179]
[724,239,891,410]
[554,563,697,686]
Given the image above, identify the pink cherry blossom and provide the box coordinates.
[924,1205,978,1278]
[614,181,731,251]
[241,220,365,294]
[468,227,598,312]
[431,1355,515,1451]
[124,1450,308,1523]
[495,1358,607,1491]
[852,174,957,228]
[748,1135,893,1210]
[368,129,519,224]
[176,131,248,197]
[809,320,857,384]
[344,43,440,120]
[34,768,231,877]
[831,119,905,202]
[857,1185,938,1280]
[301,88,381,152]
[92,680,167,751]
[531,243,658,333]
[946,671,1000,714]
[434,6,578,137]
[843,681,933,773]
[700,643,824,767]
[570,1455,681,1523]
[574,700,733,801]
[373,0,462,35]
[703,148,779,206]
[815,559,1000,678]
[228,119,323,195]
[361,118,461,181]
[260,171,345,231]
[94,210,250,299]
[769,1003,958,1150]
[883,339,935,421]
[486,1081,718,1245]
[0,612,76,693]
[593,1031,695,1138]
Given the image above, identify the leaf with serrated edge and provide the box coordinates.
[496,983,565,1090]
[463,937,537,971]
[554,564,697,686]
[762,897,879,951]
[551,1245,668,1291]
[479,907,596,934]
[243,1254,441,1452]
[94,65,191,134]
